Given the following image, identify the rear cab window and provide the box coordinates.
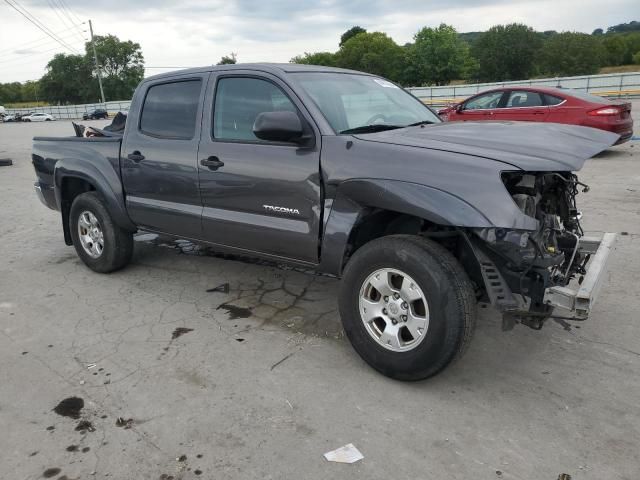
[140,79,202,139]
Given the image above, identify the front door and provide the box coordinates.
[121,74,207,238]
[197,72,322,264]
[455,90,505,121]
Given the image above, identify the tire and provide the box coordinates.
[45,118,51,121]
[339,235,476,381]
[69,192,133,273]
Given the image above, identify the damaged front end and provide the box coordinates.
[469,171,616,330]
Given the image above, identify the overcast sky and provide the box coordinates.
[0,0,637,83]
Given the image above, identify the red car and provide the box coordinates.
[438,86,633,144]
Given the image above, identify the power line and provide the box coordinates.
[0,24,85,56]
[57,0,83,25]
[3,0,81,54]
[0,45,70,65]
[0,30,83,60]
[46,0,85,43]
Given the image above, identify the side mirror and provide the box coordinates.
[253,111,305,144]
[456,103,464,113]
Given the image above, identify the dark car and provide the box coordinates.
[83,109,109,120]
[438,86,633,144]
[31,64,617,381]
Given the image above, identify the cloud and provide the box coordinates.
[1,0,638,82]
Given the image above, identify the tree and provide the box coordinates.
[340,26,366,47]
[290,51,336,66]
[40,53,93,104]
[592,28,604,36]
[606,21,640,34]
[217,53,237,65]
[0,82,29,103]
[621,32,640,64]
[88,35,144,100]
[472,23,542,82]
[404,24,474,86]
[537,32,605,76]
[335,32,405,81]
[601,35,628,66]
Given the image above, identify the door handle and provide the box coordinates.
[127,151,145,162]
[200,156,224,170]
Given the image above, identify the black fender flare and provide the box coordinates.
[54,158,136,245]
[318,179,493,276]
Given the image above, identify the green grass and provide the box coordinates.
[4,101,49,108]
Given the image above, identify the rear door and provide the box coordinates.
[121,73,207,238]
[494,90,549,122]
[196,71,322,263]
[456,91,505,121]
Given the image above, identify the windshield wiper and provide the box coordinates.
[340,124,404,134]
[406,120,435,127]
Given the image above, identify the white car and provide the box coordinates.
[2,114,16,122]
[22,113,56,122]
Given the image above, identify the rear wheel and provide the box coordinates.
[69,192,133,273]
[339,235,476,381]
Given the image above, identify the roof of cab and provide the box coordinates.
[143,63,370,82]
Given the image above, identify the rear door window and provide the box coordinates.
[464,91,504,110]
[505,91,544,108]
[544,94,565,106]
[140,79,202,139]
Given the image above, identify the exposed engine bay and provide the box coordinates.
[472,171,594,330]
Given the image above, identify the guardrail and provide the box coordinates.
[407,72,640,107]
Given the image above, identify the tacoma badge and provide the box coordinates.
[263,204,300,215]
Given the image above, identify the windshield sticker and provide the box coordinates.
[373,79,399,89]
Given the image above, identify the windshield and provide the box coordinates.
[291,72,440,133]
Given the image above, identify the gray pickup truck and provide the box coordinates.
[32,64,617,380]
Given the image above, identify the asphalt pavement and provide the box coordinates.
[1,112,639,480]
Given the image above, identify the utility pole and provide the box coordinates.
[89,19,106,104]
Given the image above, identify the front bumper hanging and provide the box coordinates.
[543,232,617,319]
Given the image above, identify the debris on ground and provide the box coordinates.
[115,417,134,429]
[217,303,252,319]
[75,420,95,433]
[53,397,84,419]
[177,454,187,462]
[171,327,194,340]
[270,352,295,371]
[558,475,572,480]
[207,283,230,293]
[0,158,13,167]
[323,443,364,464]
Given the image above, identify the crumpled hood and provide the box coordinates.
[355,121,619,171]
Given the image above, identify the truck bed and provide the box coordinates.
[32,136,122,211]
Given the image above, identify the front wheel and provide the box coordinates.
[339,235,476,381]
[69,192,133,273]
